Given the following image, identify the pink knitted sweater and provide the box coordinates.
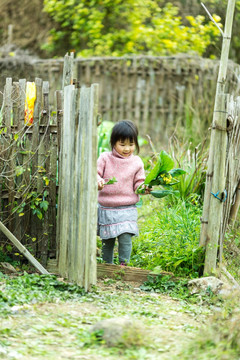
[97,148,145,207]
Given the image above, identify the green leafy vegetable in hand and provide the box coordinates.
[137,151,186,198]
[105,177,117,185]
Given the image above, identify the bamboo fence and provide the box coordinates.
[200,0,236,274]
[2,55,240,144]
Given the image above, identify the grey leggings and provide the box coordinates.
[102,233,132,264]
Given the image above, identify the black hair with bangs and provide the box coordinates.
[110,120,139,153]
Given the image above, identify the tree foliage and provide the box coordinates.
[164,0,240,63]
[43,0,221,57]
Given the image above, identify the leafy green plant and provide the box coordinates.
[141,275,189,298]
[136,150,185,198]
[168,139,208,204]
[12,190,49,220]
[0,273,85,314]
[0,245,15,263]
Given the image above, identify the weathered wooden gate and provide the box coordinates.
[0,77,58,264]
[0,53,99,288]
[57,82,99,290]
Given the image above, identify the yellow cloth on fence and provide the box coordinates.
[24,82,36,126]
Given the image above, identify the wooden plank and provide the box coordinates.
[88,83,99,287]
[55,90,63,261]
[149,60,157,136]
[155,63,164,141]
[134,74,142,129]
[97,264,174,282]
[47,259,174,283]
[126,59,134,122]
[38,81,50,265]
[4,78,12,131]
[142,64,151,135]
[78,87,91,289]
[3,78,15,233]
[58,84,75,278]
[48,113,58,257]
[30,77,42,257]
[7,81,17,234]
[66,87,78,283]
[0,220,49,274]
[83,87,91,290]
[16,79,27,248]
[11,82,22,242]
[62,52,74,89]
[74,87,86,286]
[112,63,119,123]
[121,60,128,120]
[69,84,98,290]
[18,79,31,249]
[19,79,27,131]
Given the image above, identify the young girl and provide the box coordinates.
[97,120,148,265]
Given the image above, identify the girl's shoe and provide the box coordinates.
[120,262,127,266]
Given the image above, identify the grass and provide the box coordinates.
[0,273,212,360]
[0,271,239,360]
[130,196,204,278]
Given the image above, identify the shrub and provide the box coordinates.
[43,1,221,57]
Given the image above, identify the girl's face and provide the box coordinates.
[114,138,136,157]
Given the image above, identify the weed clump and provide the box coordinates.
[90,317,148,348]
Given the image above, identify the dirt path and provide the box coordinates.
[0,279,212,360]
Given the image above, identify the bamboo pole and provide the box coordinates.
[0,221,49,274]
[201,0,236,274]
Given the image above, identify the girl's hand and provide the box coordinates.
[98,180,105,191]
[142,185,152,195]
